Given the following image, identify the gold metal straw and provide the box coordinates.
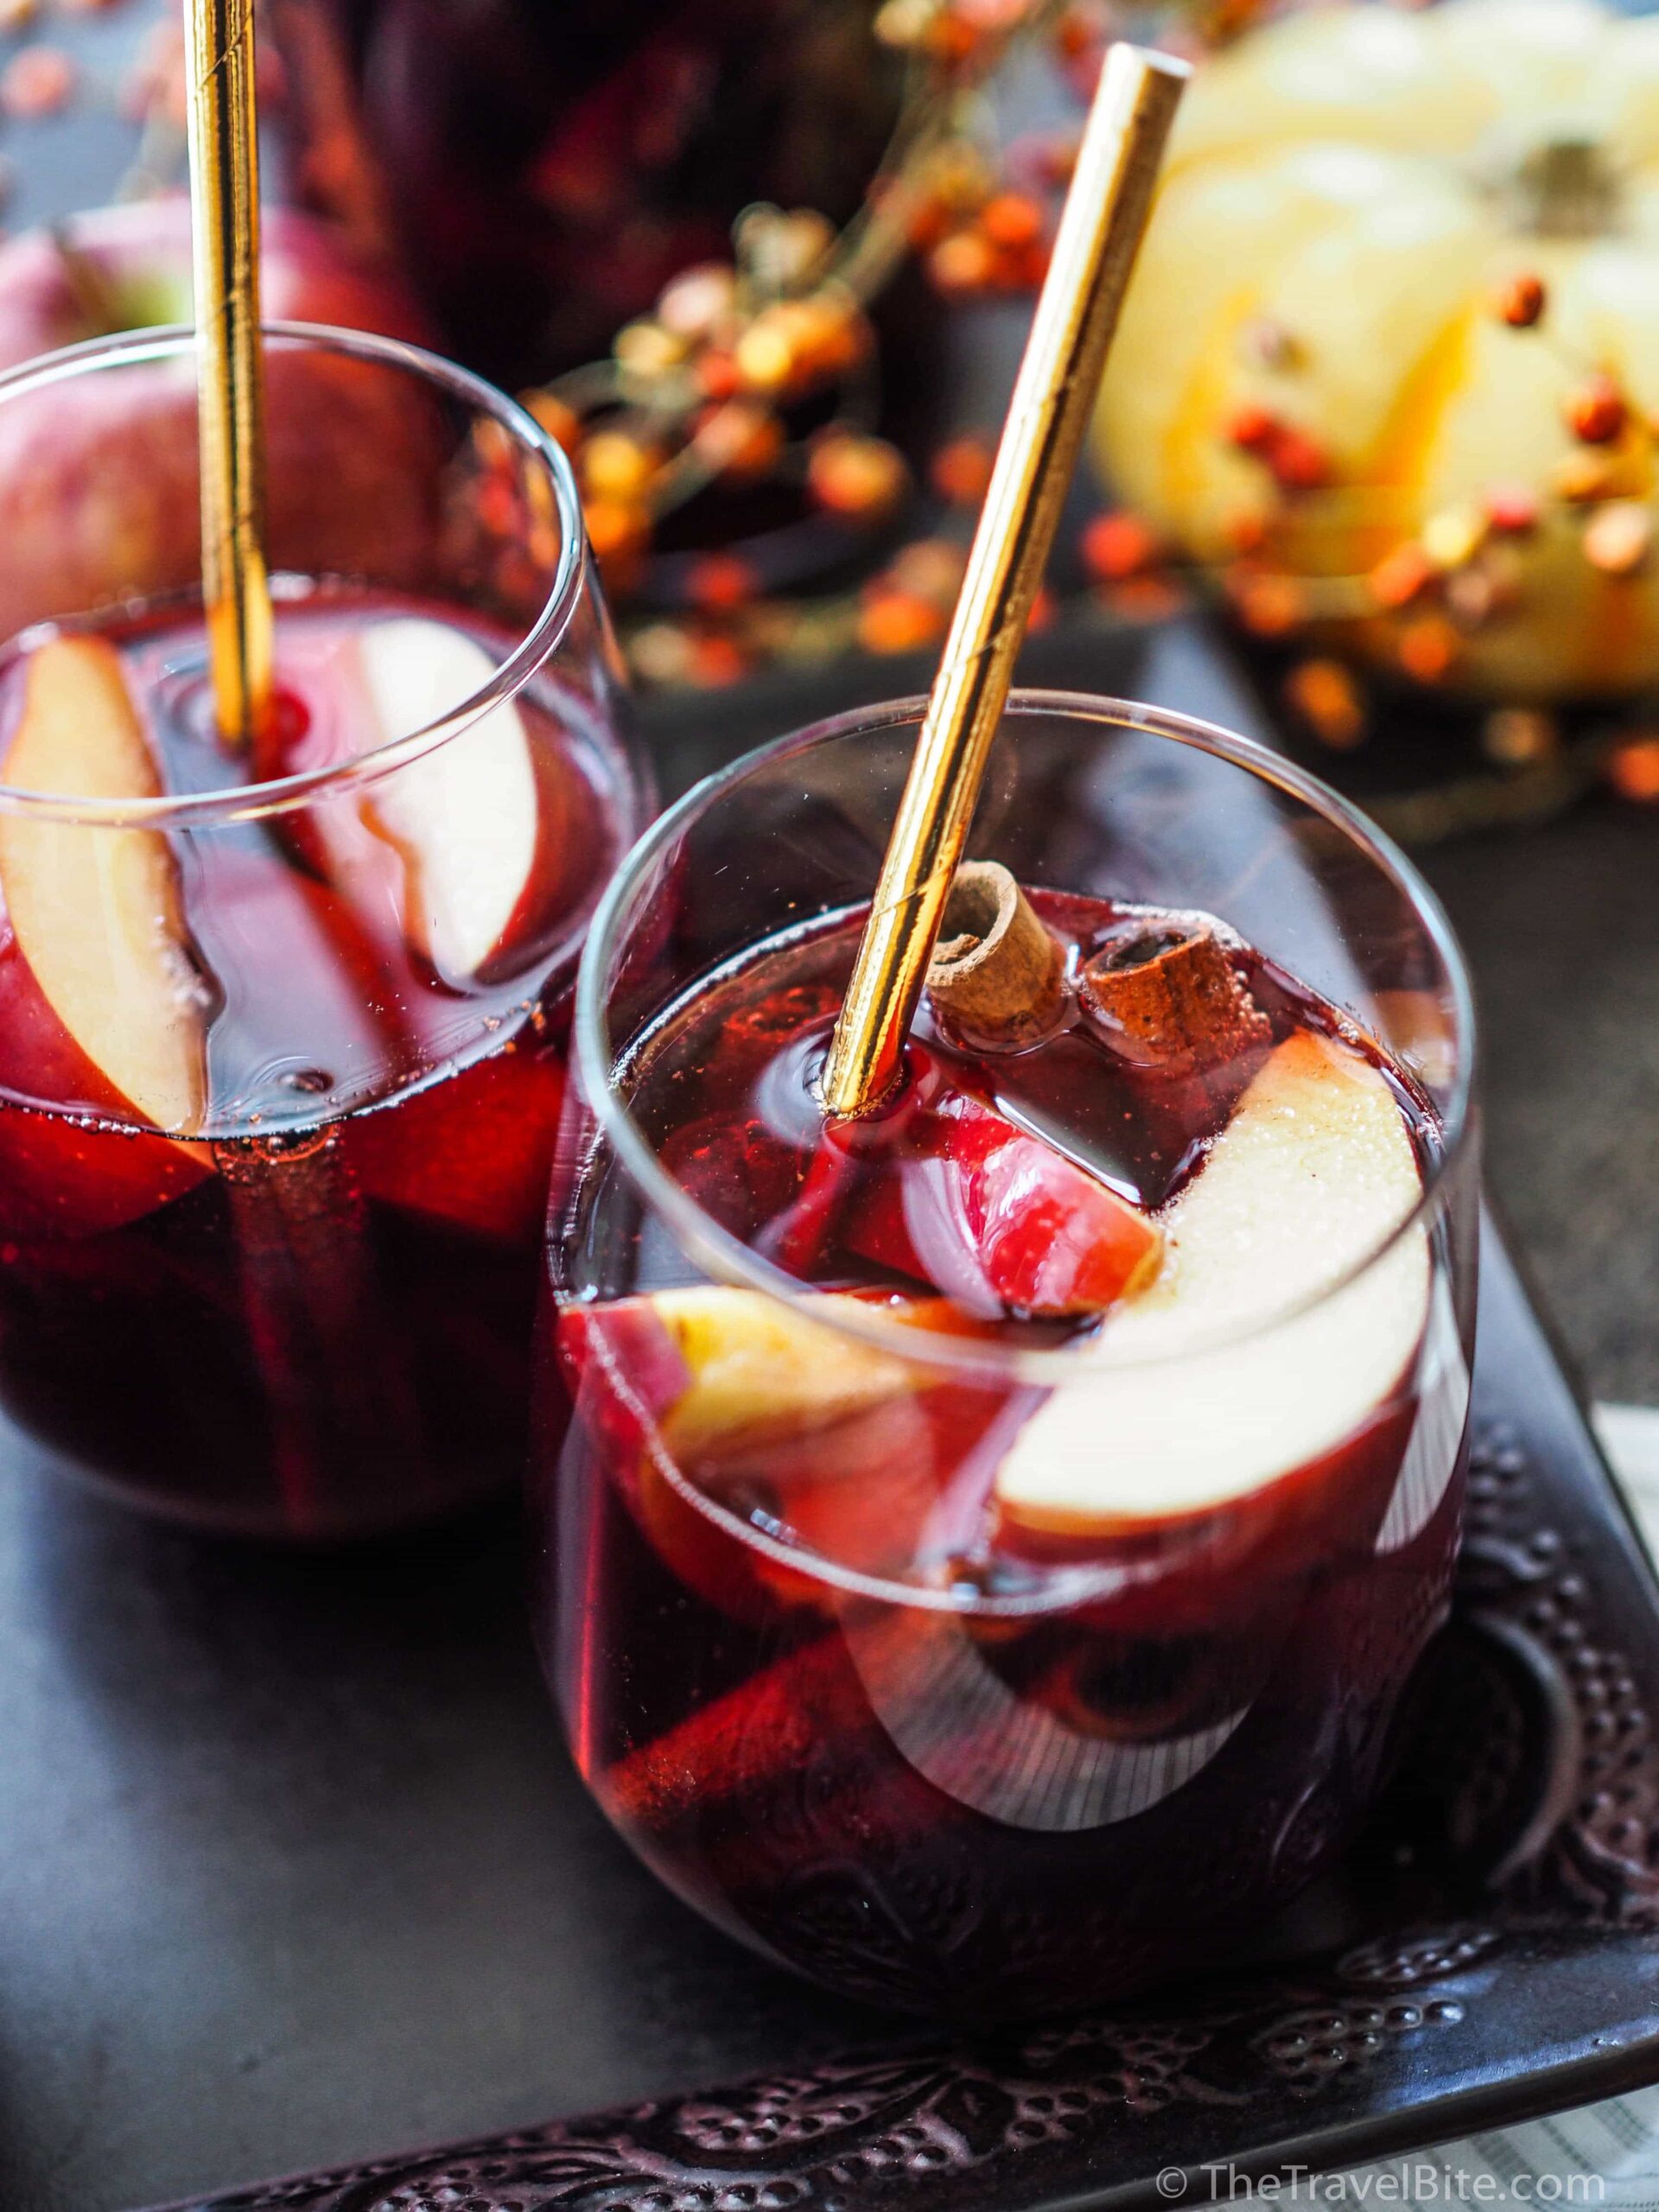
[820,43,1188,1118]
[183,0,273,744]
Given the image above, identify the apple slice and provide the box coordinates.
[843,1077,1163,1317]
[599,1286,923,1465]
[344,1035,567,1245]
[0,635,207,1134]
[356,616,539,980]
[994,1031,1432,1533]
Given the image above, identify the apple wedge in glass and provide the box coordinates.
[0,327,645,1536]
[537,694,1478,2020]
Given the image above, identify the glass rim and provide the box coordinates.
[0,319,588,830]
[574,688,1479,1385]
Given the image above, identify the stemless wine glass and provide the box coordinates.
[0,323,648,1539]
[536,694,1478,2021]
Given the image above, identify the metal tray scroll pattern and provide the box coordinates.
[150,1240,1659,2212]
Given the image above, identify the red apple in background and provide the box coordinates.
[0,196,442,645]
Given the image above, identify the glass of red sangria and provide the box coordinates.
[0,321,646,1538]
[537,691,1478,2020]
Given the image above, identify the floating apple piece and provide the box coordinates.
[356,617,540,981]
[845,1080,1163,1318]
[0,637,208,1131]
[258,611,545,982]
[607,1628,869,1834]
[0,637,212,1233]
[344,1037,566,1244]
[588,1286,919,1465]
[993,1031,1431,1534]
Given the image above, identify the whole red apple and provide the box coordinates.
[0,197,443,644]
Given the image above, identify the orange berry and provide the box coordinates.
[790,293,865,378]
[807,433,910,520]
[1397,614,1460,684]
[1226,404,1279,454]
[1554,448,1623,504]
[1268,427,1331,493]
[858,589,944,656]
[1109,574,1186,624]
[1026,584,1058,632]
[696,350,741,402]
[733,309,798,395]
[980,192,1043,251]
[686,633,750,689]
[657,262,737,341]
[1080,510,1159,583]
[887,537,968,605]
[583,497,649,565]
[1368,543,1433,613]
[1565,373,1626,446]
[928,227,998,296]
[1482,481,1541,534]
[1224,510,1269,555]
[1583,499,1653,576]
[1227,566,1305,639]
[1607,735,1659,803]
[925,10,980,64]
[613,320,688,378]
[524,391,581,454]
[684,552,759,613]
[693,400,784,481]
[931,433,995,506]
[1494,272,1546,328]
[1285,658,1365,751]
[1052,4,1098,60]
[1482,709,1557,767]
[579,429,660,502]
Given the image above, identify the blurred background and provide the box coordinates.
[0,0,1653,1394]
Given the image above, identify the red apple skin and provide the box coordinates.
[0,199,442,643]
[0,922,209,1237]
[343,1038,568,1247]
[844,1077,1161,1316]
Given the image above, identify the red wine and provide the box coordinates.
[538,899,1469,2016]
[0,586,639,1536]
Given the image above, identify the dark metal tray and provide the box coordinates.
[115,1224,1659,2212]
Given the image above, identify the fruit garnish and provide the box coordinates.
[993,1031,1432,1532]
[355,616,539,979]
[845,1077,1163,1317]
[566,1285,920,1465]
[0,635,208,1133]
[604,1629,869,1832]
[343,1037,566,1244]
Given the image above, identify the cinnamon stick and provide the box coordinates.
[925,862,1067,1049]
[1077,914,1269,1076]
